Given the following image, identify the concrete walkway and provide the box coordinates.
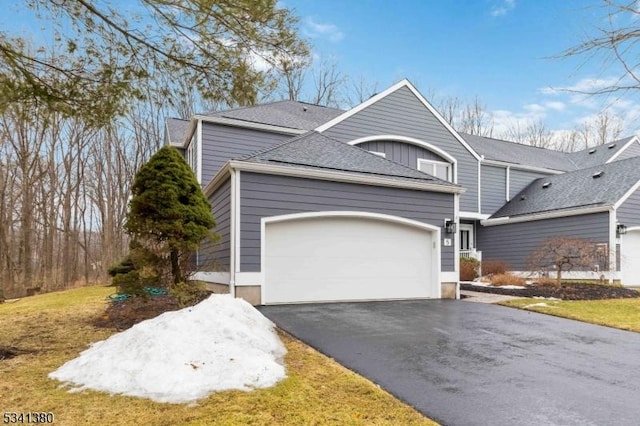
[460,289,521,303]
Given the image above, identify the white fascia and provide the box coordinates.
[606,136,640,163]
[459,211,490,220]
[481,205,612,227]
[613,179,640,209]
[227,160,465,195]
[481,158,565,175]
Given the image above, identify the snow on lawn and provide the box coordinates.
[49,294,286,404]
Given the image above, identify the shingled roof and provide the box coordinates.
[567,136,636,169]
[238,131,461,187]
[206,100,344,131]
[165,117,190,146]
[461,133,637,172]
[490,155,640,219]
[461,132,573,171]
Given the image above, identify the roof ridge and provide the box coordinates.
[238,131,315,161]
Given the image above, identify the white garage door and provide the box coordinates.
[263,214,439,304]
[621,229,640,286]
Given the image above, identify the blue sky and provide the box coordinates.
[3,1,639,139]
[286,0,640,138]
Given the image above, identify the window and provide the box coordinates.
[186,133,199,183]
[417,159,452,182]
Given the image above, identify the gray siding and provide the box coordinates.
[322,86,479,212]
[200,122,290,185]
[199,178,231,271]
[477,212,610,270]
[509,169,549,199]
[615,141,640,162]
[240,172,455,272]
[357,140,447,167]
[481,165,507,215]
[617,187,640,227]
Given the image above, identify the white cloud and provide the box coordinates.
[491,0,516,17]
[304,18,344,42]
[544,101,566,111]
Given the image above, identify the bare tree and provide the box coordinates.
[561,0,640,96]
[310,60,347,107]
[459,97,494,136]
[505,119,555,149]
[528,237,599,285]
[345,75,379,106]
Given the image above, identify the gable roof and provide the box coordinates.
[489,155,640,219]
[462,133,640,172]
[206,100,344,131]
[165,118,190,146]
[237,131,461,187]
[568,136,636,168]
[315,79,482,161]
[461,133,573,171]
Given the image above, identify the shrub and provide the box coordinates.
[490,273,526,286]
[482,259,510,276]
[170,280,208,308]
[532,277,557,286]
[460,257,480,281]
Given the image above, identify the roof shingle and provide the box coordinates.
[490,155,640,218]
[238,131,460,186]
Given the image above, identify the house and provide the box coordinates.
[166,79,640,305]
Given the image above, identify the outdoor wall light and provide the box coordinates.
[444,218,457,234]
[617,223,628,236]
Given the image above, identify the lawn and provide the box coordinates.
[500,298,640,332]
[0,286,436,425]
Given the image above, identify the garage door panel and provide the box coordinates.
[622,230,640,286]
[264,215,436,304]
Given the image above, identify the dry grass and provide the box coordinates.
[481,260,509,276]
[490,273,526,286]
[501,298,640,332]
[0,286,436,425]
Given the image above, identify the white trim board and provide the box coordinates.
[613,178,640,209]
[193,115,307,136]
[227,160,465,194]
[481,159,565,175]
[481,206,611,226]
[606,136,640,163]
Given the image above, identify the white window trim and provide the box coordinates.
[417,158,453,182]
[368,151,386,158]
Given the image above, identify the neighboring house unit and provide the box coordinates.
[166,79,640,305]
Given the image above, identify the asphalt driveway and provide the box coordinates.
[259,300,640,426]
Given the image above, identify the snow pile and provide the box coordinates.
[523,302,557,309]
[49,294,286,403]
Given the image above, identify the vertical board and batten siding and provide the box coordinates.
[239,172,455,272]
[357,140,447,166]
[617,187,640,227]
[198,178,231,271]
[614,141,640,162]
[509,169,549,199]
[200,122,290,185]
[481,165,507,215]
[477,212,610,270]
[321,86,479,212]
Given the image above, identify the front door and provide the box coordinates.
[459,224,474,254]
